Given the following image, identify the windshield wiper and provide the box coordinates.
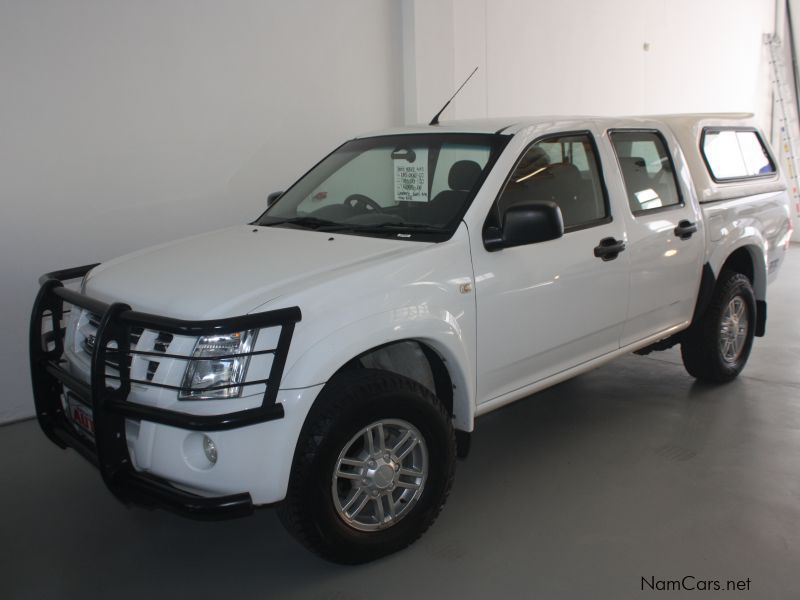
[259,216,338,230]
[260,217,446,235]
[319,222,447,234]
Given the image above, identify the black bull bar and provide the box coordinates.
[29,264,301,519]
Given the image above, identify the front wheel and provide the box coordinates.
[278,369,456,564]
[681,270,756,383]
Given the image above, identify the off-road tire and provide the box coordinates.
[278,369,456,564]
[681,270,756,383]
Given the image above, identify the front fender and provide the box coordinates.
[280,308,477,432]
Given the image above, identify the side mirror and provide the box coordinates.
[267,191,284,208]
[484,201,564,251]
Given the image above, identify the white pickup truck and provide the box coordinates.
[30,113,792,563]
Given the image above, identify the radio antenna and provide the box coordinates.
[429,66,478,126]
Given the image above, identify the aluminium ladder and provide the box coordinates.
[766,33,800,229]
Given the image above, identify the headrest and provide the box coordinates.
[619,157,646,173]
[545,162,581,177]
[449,160,482,192]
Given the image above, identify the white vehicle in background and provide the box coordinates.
[31,113,792,563]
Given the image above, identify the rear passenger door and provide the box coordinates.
[607,129,705,346]
[473,130,630,402]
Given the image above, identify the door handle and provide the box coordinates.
[674,220,697,240]
[594,237,626,261]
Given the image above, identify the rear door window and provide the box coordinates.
[610,130,682,214]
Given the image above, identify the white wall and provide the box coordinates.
[0,0,403,424]
[406,0,775,130]
[402,0,455,123]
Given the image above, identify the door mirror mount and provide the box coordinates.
[267,191,284,208]
[483,226,506,251]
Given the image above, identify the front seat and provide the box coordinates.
[428,160,482,225]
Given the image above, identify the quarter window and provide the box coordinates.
[701,129,775,181]
[610,131,682,213]
[496,133,607,230]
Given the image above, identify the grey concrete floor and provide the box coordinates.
[2,246,799,600]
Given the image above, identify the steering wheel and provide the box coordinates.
[344,193,382,213]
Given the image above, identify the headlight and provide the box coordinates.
[179,330,257,400]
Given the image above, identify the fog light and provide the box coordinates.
[203,435,218,464]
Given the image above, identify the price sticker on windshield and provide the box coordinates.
[394,148,428,203]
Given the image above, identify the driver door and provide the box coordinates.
[473,130,630,402]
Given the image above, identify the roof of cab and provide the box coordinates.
[357,113,760,138]
[356,117,531,137]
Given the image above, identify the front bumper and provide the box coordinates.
[30,264,302,520]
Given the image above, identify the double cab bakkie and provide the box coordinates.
[30,113,793,563]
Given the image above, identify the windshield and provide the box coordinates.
[256,133,509,240]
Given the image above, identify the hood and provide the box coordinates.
[84,225,427,319]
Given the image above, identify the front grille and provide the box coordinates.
[77,311,174,382]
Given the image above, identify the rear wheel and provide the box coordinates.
[681,270,756,383]
[278,369,456,564]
